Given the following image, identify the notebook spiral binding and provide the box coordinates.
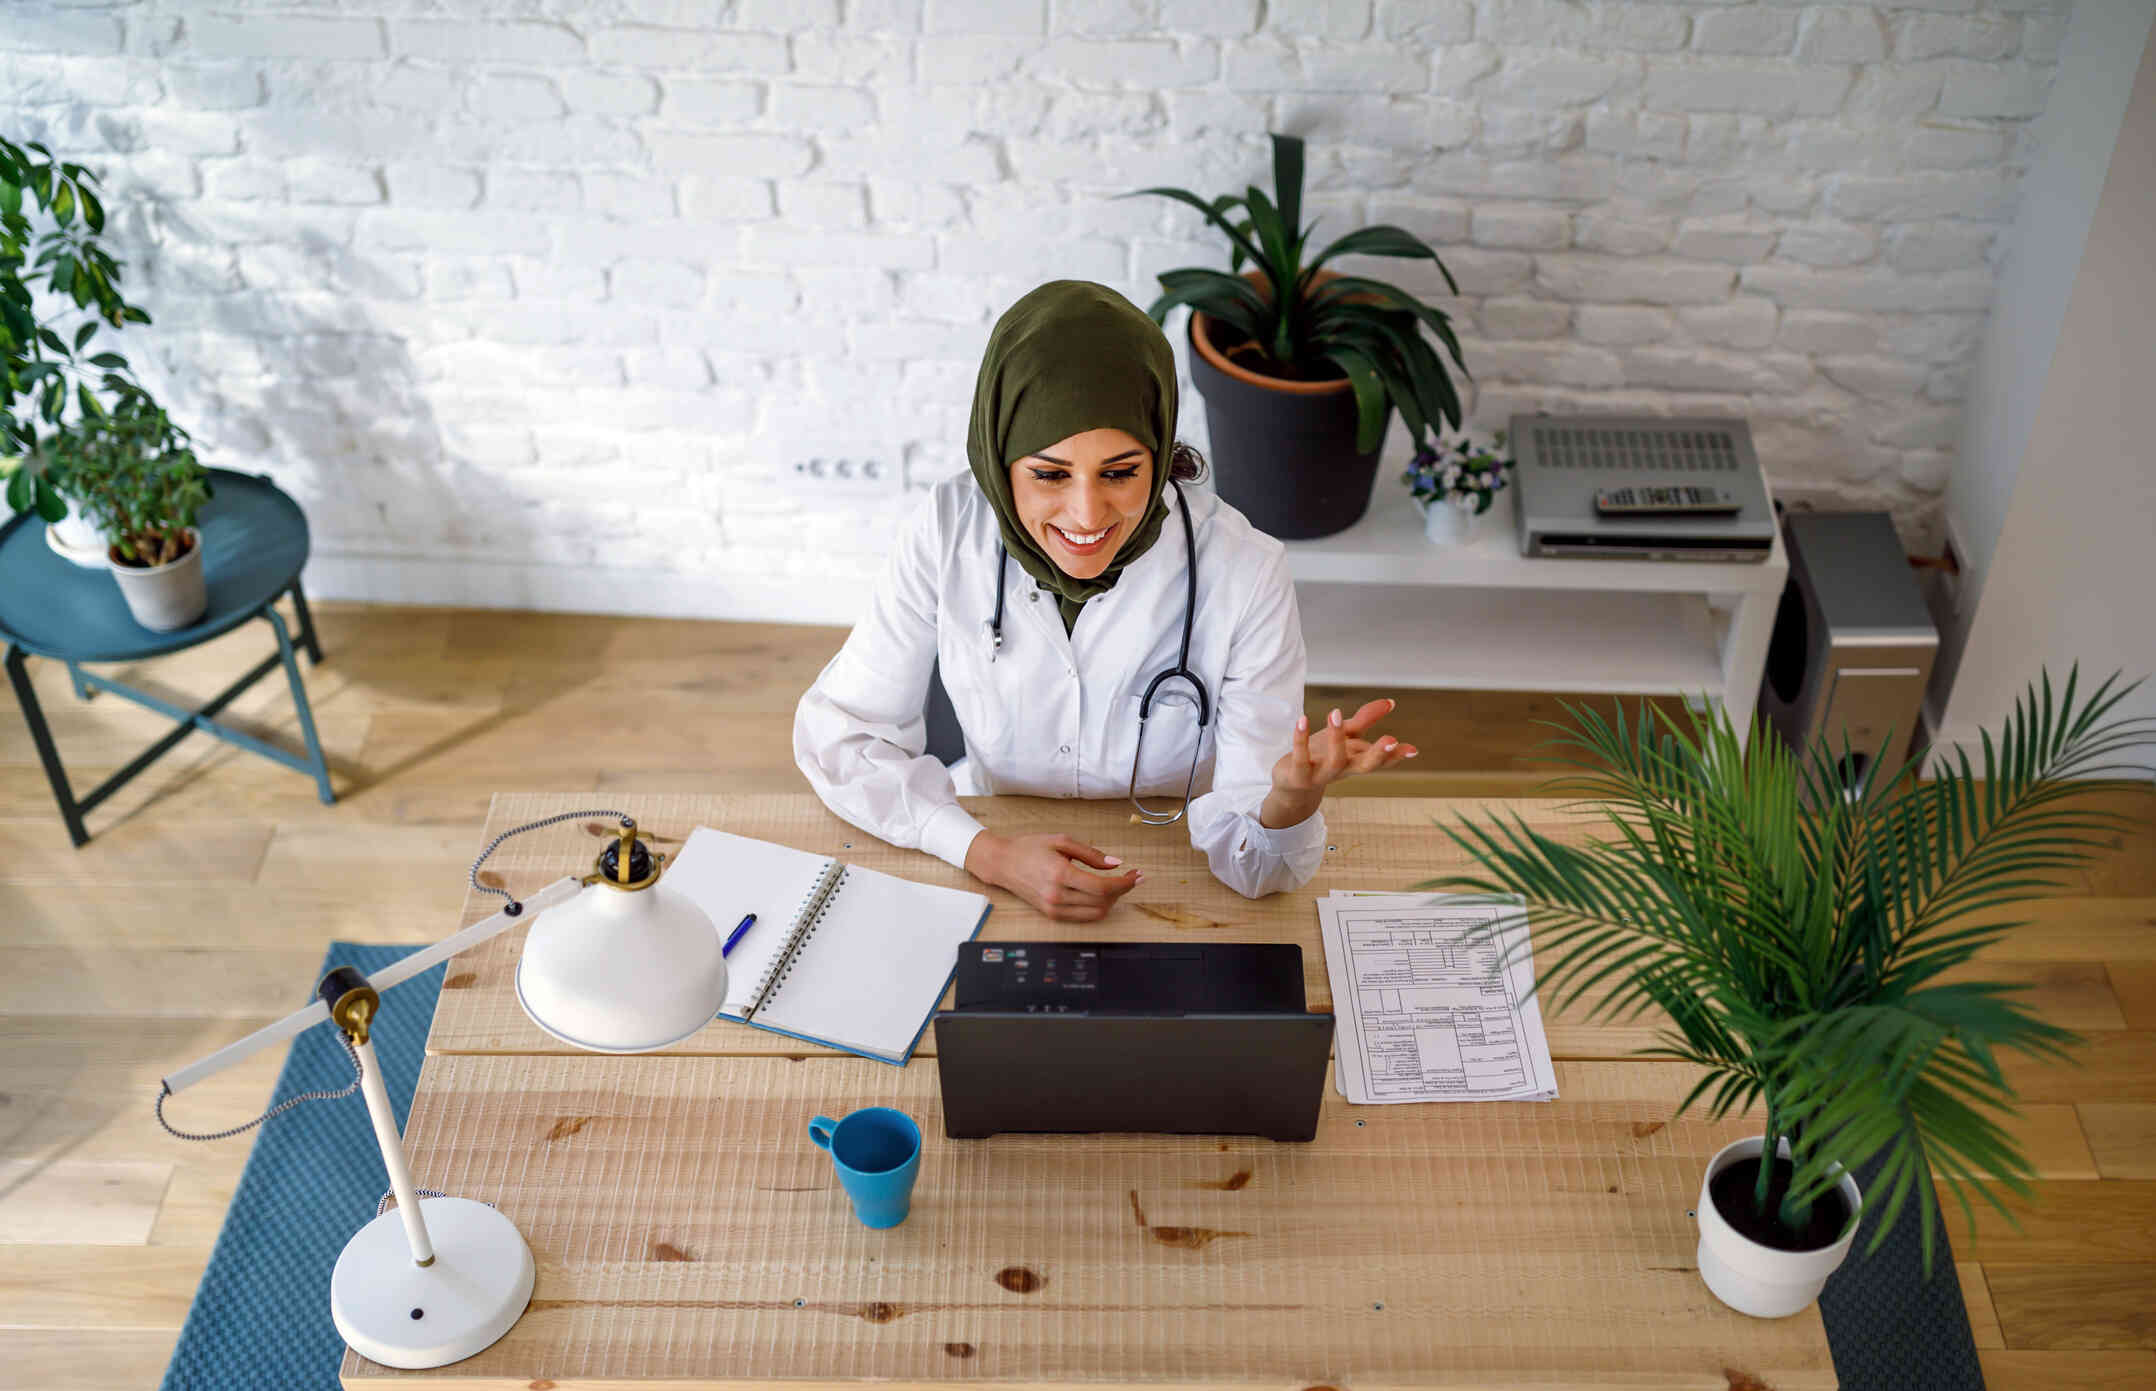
[744,859,848,1020]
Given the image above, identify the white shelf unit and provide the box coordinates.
[1282,491,1789,744]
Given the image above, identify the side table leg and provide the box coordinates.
[264,608,336,805]
[1720,587,1780,755]
[289,578,325,665]
[6,645,90,847]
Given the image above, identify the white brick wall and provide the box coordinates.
[5,0,2074,618]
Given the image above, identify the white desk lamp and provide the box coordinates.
[157,813,726,1370]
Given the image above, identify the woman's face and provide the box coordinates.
[1008,427,1154,580]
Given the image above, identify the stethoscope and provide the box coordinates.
[985,481,1211,826]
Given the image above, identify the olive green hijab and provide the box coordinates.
[966,280,1178,635]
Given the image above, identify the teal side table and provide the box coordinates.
[0,468,334,846]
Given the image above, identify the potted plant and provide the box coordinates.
[1431,670,2154,1317]
[1403,429,1512,546]
[1121,132,1469,540]
[60,404,211,629]
[2,135,201,582]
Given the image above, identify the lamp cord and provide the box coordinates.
[156,809,636,1144]
[157,1051,496,1215]
[155,1035,365,1143]
[469,808,636,913]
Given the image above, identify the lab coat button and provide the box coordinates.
[1059,745,1070,754]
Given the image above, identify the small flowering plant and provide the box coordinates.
[1403,429,1512,516]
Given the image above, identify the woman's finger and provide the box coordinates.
[1357,737,1406,774]
[1322,709,1351,780]
[1052,884,1108,909]
[1052,836,1123,871]
[1290,712,1312,772]
[1340,697,1396,738]
[1097,870,1143,901]
[1062,865,1140,898]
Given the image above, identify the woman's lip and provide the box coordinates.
[1050,522,1116,555]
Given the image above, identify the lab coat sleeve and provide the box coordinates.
[792,495,987,872]
[1185,546,1327,898]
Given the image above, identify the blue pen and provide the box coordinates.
[722,912,757,957]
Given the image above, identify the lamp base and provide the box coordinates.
[331,1197,534,1370]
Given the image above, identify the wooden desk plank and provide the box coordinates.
[1986,1263,2156,1350]
[2107,963,2156,1027]
[1981,1350,2156,1391]
[1958,1262,2004,1350]
[2080,1105,2156,1180]
[424,793,2137,1068]
[1971,901,2156,964]
[422,793,1624,1059]
[342,1053,1834,1389]
[2002,1034,2156,1103]
[1943,1181,2156,1264]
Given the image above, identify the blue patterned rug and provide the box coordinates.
[1817,1153,1986,1390]
[159,943,442,1391]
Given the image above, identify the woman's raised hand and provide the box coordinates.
[964,831,1142,923]
[1261,697,1417,829]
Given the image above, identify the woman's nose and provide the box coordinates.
[1067,478,1114,527]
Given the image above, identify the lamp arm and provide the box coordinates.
[158,877,581,1098]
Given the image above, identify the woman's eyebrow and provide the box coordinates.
[1029,449,1147,465]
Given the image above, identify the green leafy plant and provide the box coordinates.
[54,404,208,566]
[1429,670,2155,1273]
[1121,131,1469,454]
[2,134,202,547]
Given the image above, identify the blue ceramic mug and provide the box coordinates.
[808,1107,921,1229]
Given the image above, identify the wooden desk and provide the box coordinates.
[344,792,1835,1389]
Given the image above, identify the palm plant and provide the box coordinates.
[1430,669,2155,1274]
[1121,132,1468,454]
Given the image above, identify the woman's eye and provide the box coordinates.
[1027,469,1068,483]
[1105,468,1140,481]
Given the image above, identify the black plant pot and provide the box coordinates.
[1187,312,1388,542]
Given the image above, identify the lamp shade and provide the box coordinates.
[516,872,727,1054]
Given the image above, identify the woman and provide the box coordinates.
[794,281,1413,921]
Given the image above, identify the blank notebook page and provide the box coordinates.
[753,863,990,1061]
[661,827,837,1018]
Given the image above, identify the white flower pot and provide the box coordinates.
[1421,499,1477,546]
[107,527,208,632]
[46,497,107,569]
[1695,1135,1863,1318]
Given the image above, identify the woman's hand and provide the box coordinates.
[964,831,1142,922]
[1261,697,1417,830]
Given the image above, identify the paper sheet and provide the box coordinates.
[1317,892,1558,1104]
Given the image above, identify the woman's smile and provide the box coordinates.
[1047,521,1117,556]
[1009,426,1153,580]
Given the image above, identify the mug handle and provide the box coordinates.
[809,1115,837,1151]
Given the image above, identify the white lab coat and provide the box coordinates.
[793,473,1327,899]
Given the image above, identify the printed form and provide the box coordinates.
[1317,892,1559,1104]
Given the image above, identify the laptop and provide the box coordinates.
[932,942,1335,1143]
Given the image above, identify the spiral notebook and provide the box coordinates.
[663,825,993,1065]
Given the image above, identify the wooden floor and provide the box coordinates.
[0,600,2149,1389]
